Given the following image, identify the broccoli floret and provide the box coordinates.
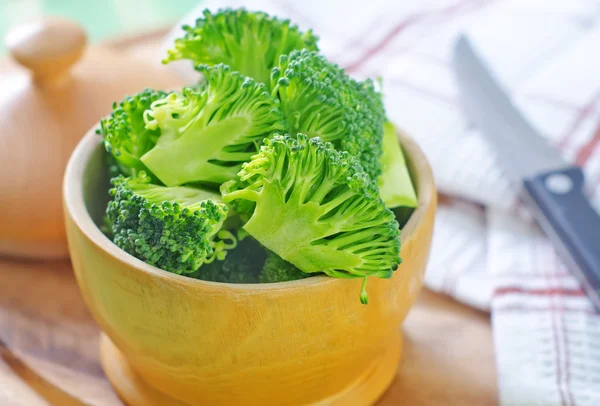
[378,121,418,209]
[106,172,234,274]
[164,8,319,87]
[190,236,265,283]
[140,64,288,187]
[222,134,401,304]
[104,146,125,179]
[259,250,311,283]
[271,50,385,179]
[347,78,386,178]
[100,89,170,177]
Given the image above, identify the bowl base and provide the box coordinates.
[100,333,402,405]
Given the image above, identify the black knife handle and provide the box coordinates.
[523,167,600,310]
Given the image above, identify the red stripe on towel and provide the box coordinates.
[345,0,490,73]
[494,305,598,315]
[495,286,586,297]
[546,251,568,406]
[556,90,600,150]
[575,119,600,166]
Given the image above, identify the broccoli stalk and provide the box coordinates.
[222,134,401,303]
[107,172,234,274]
[140,64,287,187]
[100,89,170,178]
[164,8,319,87]
[270,50,386,180]
[378,121,418,209]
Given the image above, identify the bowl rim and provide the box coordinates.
[63,125,435,291]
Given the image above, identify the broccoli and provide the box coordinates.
[104,147,125,179]
[346,78,387,179]
[106,172,234,274]
[139,64,288,187]
[164,8,319,87]
[378,121,418,209]
[190,235,265,283]
[188,238,311,284]
[259,250,312,283]
[271,50,386,179]
[100,89,170,178]
[222,134,401,304]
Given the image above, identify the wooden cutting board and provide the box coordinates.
[0,31,497,406]
[0,258,496,406]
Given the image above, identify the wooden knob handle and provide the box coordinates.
[5,17,87,86]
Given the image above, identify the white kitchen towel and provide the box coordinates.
[160,1,600,404]
[489,209,600,406]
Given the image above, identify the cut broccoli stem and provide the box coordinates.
[222,134,401,302]
[140,65,287,187]
[130,179,225,207]
[378,121,418,209]
[141,112,250,185]
[240,181,365,273]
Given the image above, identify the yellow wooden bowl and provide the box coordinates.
[64,127,436,406]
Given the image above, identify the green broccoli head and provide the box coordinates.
[222,134,401,303]
[106,172,234,274]
[259,250,311,283]
[346,78,386,178]
[164,8,319,87]
[190,235,265,283]
[99,89,170,177]
[140,64,288,187]
[271,50,385,179]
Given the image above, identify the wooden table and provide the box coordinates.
[0,30,497,406]
[0,258,496,405]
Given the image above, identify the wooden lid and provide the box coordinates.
[0,18,183,259]
[6,17,87,87]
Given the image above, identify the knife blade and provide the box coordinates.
[452,35,600,310]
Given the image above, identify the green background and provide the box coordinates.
[0,0,201,55]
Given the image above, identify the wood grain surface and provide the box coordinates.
[0,29,497,406]
[0,258,496,405]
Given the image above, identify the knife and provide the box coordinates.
[452,35,600,310]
